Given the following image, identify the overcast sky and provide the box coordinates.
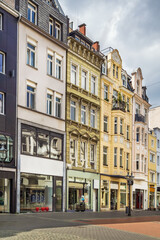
[60,0,160,107]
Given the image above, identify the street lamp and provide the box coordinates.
[126,172,134,216]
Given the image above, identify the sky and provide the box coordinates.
[59,0,160,108]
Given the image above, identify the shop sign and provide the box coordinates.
[75,178,86,183]
[68,177,74,182]
[110,182,118,189]
[150,187,155,192]
[93,180,99,189]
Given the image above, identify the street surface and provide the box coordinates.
[0,210,160,239]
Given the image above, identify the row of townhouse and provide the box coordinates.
[0,0,160,213]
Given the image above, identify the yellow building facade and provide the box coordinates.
[100,49,134,211]
[66,24,103,211]
[148,131,157,209]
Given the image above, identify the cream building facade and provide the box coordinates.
[131,68,150,210]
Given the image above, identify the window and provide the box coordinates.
[136,127,140,142]
[116,66,118,78]
[120,119,123,134]
[127,125,129,140]
[114,147,117,167]
[113,64,115,77]
[144,158,147,173]
[145,133,147,146]
[0,92,4,115]
[103,146,107,166]
[144,108,147,123]
[120,148,123,167]
[91,76,96,94]
[122,74,127,87]
[22,126,36,155]
[150,172,155,183]
[27,43,36,67]
[71,64,77,85]
[136,154,140,170]
[49,18,53,36]
[102,63,106,75]
[157,156,160,166]
[114,117,117,134]
[104,116,108,132]
[127,98,130,112]
[70,101,76,121]
[55,96,61,118]
[90,144,96,169]
[0,52,5,74]
[157,173,160,185]
[81,70,87,90]
[81,105,86,124]
[157,140,160,148]
[37,131,49,158]
[137,80,140,94]
[81,142,86,167]
[28,1,37,24]
[27,85,35,109]
[142,128,144,143]
[141,155,144,172]
[70,139,77,166]
[91,109,95,128]
[136,103,140,114]
[150,153,155,163]
[55,21,61,40]
[47,54,53,76]
[151,139,154,147]
[0,14,2,30]
[126,153,129,170]
[56,58,62,80]
[0,135,13,163]
[104,85,108,101]
[50,136,62,160]
[47,93,53,115]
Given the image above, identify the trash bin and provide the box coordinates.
[126,206,129,214]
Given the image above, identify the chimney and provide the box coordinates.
[92,41,100,52]
[78,23,86,36]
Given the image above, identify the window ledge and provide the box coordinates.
[26,64,38,70]
[47,74,64,82]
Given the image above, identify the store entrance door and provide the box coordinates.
[53,177,63,212]
[110,189,118,210]
[136,190,143,209]
[0,179,10,213]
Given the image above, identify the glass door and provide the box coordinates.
[0,179,10,213]
[53,177,63,212]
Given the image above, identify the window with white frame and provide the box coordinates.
[56,57,62,80]
[55,95,61,118]
[49,18,53,36]
[114,117,117,134]
[141,155,144,172]
[151,139,154,147]
[127,125,129,140]
[116,66,118,78]
[71,64,77,85]
[102,62,106,75]
[136,103,140,114]
[47,53,53,76]
[90,144,96,169]
[127,98,130,112]
[114,147,117,167]
[55,21,61,41]
[91,109,95,128]
[91,76,96,94]
[136,154,140,170]
[70,100,76,121]
[136,127,140,142]
[27,84,35,109]
[70,139,77,166]
[104,85,108,101]
[150,153,155,163]
[144,158,147,173]
[122,74,127,87]
[126,153,129,170]
[120,148,123,167]
[47,93,53,115]
[27,42,36,67]
[0,14,2,30]
[81,141,86,167]
[104,116,108,132]
[81,70,87,90]
[28,1,37,24]
[0,92,5,115]
[0,51,5,74]
[150,172,155,183]
[103,146,107,166]
[81,105,86,125]
[120,118,123,134]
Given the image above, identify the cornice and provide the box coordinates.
[0,1,19,17]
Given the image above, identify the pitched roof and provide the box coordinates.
[52,0,65,15]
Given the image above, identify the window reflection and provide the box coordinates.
[0,135,13,162]
[37,132,49,158]
[22,127,36,155]
[50,136,62,160]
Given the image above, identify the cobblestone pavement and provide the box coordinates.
[0,225,160,240]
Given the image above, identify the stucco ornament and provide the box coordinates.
[112,51,121,65]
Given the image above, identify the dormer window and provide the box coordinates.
[49,18,62,41]
[55,21,61,41]
[28,1,37,25]
[122,74,127,87]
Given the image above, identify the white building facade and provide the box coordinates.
[16,0,68,212]
[131,68,150,210]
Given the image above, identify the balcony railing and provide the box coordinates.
[135,113,145,123]
[112,100,126,112]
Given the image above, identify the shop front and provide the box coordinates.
[67,170,100,212]
[132,181,148,210]
[149,185,156,209]
[157,187,160,209]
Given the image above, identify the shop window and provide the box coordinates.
[37,131,49,158]
[50,136,62,160]
[21,126,36,156]
[101,180,109,208]
[120,183,126,208]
